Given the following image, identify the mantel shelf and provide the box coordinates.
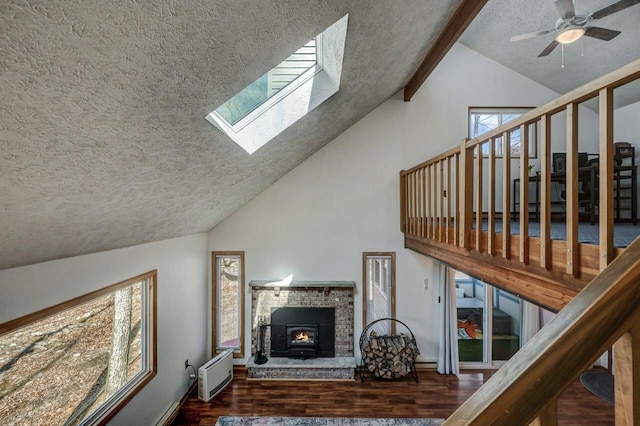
[249,280,356,289]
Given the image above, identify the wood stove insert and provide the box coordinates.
[270,307,335,358]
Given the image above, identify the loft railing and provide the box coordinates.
[443,235,640,425]
[400,58,640,424]
[400,58,640,308]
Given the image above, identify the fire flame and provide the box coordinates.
[295,331,310,341]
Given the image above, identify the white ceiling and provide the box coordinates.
[459,0,640,107]
[0,0,461,270]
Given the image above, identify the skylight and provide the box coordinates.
[215,38,320,126]
[207,14,348,154]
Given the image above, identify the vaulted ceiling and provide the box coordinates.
[3,0,638,271]
[0,0,461,270]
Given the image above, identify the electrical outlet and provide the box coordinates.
[184,359,189,369]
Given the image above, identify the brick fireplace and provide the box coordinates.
[248,280,356,379]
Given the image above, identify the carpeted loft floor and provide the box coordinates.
[475,221,640,247]
[215,418,444,426]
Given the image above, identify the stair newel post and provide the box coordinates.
[529,399,558,426]
[399,171,406,233]
[614,323,640,425]
[459,138,473,250]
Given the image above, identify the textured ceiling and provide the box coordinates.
[459,0,640,107]
[0,0,461,270]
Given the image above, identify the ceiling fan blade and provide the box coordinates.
[584,26,622,40]
[591,0,640,19]
[510,29,554,42]
[538,40,560,57]
[555,0,576,19]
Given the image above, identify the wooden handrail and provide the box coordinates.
[443,236,640,425]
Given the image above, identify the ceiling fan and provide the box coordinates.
[511,0,640,57]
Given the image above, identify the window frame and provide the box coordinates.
[468,106,538,159]
[212,251,245,359]
[0,270,157,426]
[362,252,396,334]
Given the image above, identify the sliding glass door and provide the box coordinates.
[454,271,522,366]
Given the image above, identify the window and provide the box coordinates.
[362,253,396,335]
[0,271,157,426]
[212,252,245,358]
[207,14,348,154]
[455,271,522,365]
[469,107,537,158]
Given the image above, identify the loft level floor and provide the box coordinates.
[175,368,613,425]
[471,221,640,248]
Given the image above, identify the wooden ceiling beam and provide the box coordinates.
[403,0,489,102]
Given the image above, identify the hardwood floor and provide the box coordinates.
[174,367,613,425]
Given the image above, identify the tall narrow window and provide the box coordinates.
[212,252,245,358]
[0,271,157,426]
[362,253,396,335]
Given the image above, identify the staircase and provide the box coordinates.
[400,58,640,424]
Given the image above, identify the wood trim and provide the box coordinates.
[566,103,579,277]
[212,251,245,359]
[362,253,396,333]
[405,234,576,312]
[540,115,551,270]
[488,138,496,255]
[403,0,489,101]
[476,145,483,252]
[599,87,614,270]
[519,124,529,264]
[0,270,158,426]
[614,324,640,425]
[502,132,511,259]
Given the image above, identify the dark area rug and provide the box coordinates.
[215,417,444,426]
[580,371,614,404]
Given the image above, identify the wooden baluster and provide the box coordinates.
[540,115,551,270]
[426,165,432,238]
[454,152,460,246]
[614,324,640,425]
[460,140,473,249]
[400,171,406,233]
[519,124,530,264]
[432,164,437,240]
[529,399,558,426]
[447,156,452,244]
[412,170,419,235]
[439,160,445,242]
[416,169,424,236]
[566,103,579,277]
[599,87,614,270]
[476,144,483,252]
[502,132,511,259]
[420,167,427,237]
[488,138,496,255]
[410,171,415,235]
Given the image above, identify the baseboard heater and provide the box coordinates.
[198,349,234,402]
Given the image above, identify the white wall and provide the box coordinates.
[209,43,577,363]
[0,233,209,426]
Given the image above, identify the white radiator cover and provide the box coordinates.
[198,349,234,402]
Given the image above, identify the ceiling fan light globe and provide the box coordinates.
[555,26,586,44]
